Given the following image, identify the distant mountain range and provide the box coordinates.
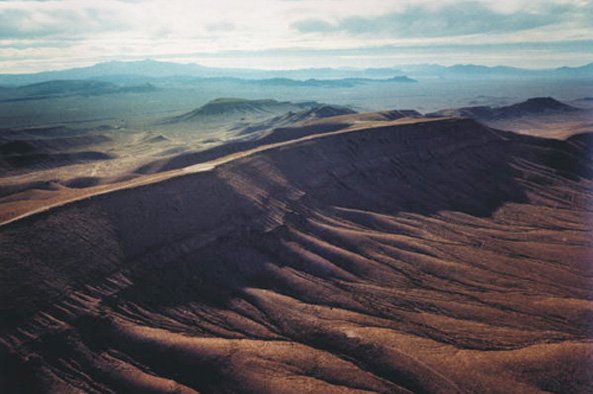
[0,59,591,86]
[0,75,418,100]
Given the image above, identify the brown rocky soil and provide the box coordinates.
[1,117,592,393]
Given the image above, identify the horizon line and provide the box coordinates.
[1,58,592,76]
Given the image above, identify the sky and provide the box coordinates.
[0,0,592,73]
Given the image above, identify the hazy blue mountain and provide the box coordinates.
[1,60,591,86]
[0,80,157,102]
[395,63,593,79]
[0,60,215,86]
[238,76,417,87]
[0,75,418,99]
[554,62,593,77]
[188,77,398,88]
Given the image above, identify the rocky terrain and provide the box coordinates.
[428,97,592,139]
[1,108,592,393]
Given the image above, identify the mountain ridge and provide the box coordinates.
[1,59,591,86]
[1,115,591,393]
[427,97,583,120]
[163,98,320,125]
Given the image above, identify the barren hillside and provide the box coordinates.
[1,117,592,393]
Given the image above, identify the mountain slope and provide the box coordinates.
[428,97,583,120]
[142,107,423,174]
[427,97,592,139]
[1,118,592,393]
[236,105,357,136]
[163,98,318,125]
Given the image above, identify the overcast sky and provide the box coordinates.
[0,0,592,73]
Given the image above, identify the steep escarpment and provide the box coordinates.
[1,118,592,393]
[135,120,353,174]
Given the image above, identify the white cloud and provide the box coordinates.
[0,0,591,72]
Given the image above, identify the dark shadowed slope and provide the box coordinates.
[1,118,592,393]
[0,126,118,173]
[138,109,422,174]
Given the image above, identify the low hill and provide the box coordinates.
[237,76,417,88]
[237,105,357,136]
[385,76,417,83]
[428,97,582,120]
[0,150,114,171]
[0,135,112,156]
[428,97,591,138]
[163,98,318,124]
[0,127,117,173]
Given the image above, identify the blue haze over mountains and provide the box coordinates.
[1,59,592,128]
[1,59,592,86]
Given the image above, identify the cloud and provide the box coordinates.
[206,22,236,32]
[292,19,334,33]
[0,0,590,73]
[0,2,133,39]
[292,1,581,37]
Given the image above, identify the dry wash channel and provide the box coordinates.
[1,118,592,393]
